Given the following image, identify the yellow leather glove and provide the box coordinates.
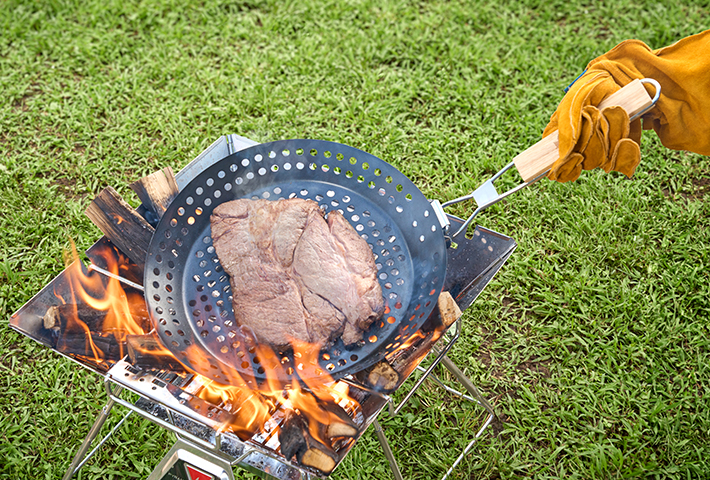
[545,29,710,182]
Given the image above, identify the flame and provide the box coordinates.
[58,239,362,452]
[195,338,362,446]
[385,329,428,362]
[55,242,148,364]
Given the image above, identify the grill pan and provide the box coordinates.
[145,140,448,384]
[144,80,659,385]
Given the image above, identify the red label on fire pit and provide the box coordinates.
[185,464,213,480]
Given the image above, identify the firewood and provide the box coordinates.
[319,400,359,439]
[85,186,155,269]
[437,291,461,329]
[45,304,119,360]
[279,410,338,474]
[56,329,120,360]
[358,291,461,392]
[326,419,358,439]
[364,361,399,393]
[129,167,179,219]
[301,445,337,474]
[42,305,61,331]
[43,304,108,335]
[126,334,185,372]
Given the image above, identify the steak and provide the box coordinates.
[210,198,384,347]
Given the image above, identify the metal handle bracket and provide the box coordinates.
[443,77,661,239]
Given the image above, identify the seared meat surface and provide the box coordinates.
[210,198,384,347]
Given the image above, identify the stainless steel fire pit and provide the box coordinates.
[10,134,515,480]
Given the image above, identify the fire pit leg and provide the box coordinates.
[61,386,123,480]
[439,355,495,416]
[373,419,404,480]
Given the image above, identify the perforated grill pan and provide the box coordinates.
[144,140,447,384]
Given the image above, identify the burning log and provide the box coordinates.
[358,291,461,392]
[42,305,121,360]
[323,402,358,439]
[437,290,462,329]
[85,186,155,269]
[363,361,399,392]
[279,409,338,474]
[126,334,185,372]
[43,304,107,333]
[129,167,179,220]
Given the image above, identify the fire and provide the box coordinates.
[58,240,362,455]
[55,242,149,364]
[194,338,361,447]
[385,329,427,362]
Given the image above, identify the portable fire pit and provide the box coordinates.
[10,134,516,480]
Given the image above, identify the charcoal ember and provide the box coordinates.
[210,198,384,348]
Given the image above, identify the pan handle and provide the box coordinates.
[443,78,660,239]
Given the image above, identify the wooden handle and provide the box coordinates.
[513,79,654,182]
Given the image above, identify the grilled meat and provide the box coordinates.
[210,198,384,347]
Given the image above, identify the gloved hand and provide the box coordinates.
[545,29,710,182]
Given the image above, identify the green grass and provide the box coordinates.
[1,0,709,478]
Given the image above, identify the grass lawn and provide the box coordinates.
[1,0,709,479]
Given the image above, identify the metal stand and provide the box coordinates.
[62,376,315,480]
[373,351,496,480]
[62,385,130,480]
[14,134,515,480]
